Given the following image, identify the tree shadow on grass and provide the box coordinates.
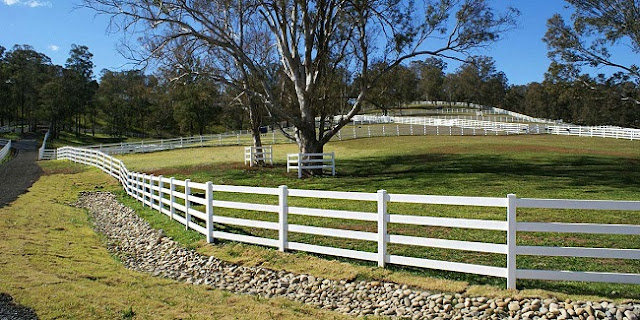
[337,153,640,194]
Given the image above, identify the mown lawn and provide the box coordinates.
[0,161,348,320]
[116,134,640,300]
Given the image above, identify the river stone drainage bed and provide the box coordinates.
[75,192,640,320]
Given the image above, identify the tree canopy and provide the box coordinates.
[84,0,519,157]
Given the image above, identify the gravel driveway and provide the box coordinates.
[0,133,43,208]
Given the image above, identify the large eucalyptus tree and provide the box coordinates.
[86,0,517,173]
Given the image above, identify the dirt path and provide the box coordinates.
[0,133,43,208]
[0,134,42,319]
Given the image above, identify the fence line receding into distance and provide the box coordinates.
[56,146,640,289]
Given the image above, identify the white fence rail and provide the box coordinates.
[352,115,535,134]
[244,146,273,166]
[287,152,336,178]
[0,140,11,162]
[56,146,640,289]
[81,129,298,156]
[413,101,559,124]
[547,125,640,140]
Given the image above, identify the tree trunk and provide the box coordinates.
[247,101,266,166]
[296,126,324,177]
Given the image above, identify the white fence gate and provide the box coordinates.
[56,145,640,289]
[287,152,336,178]
[244,146,273,166]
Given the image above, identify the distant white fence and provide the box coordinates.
[352,115,536,135]
[38,130,56,160]
[56,145,640,289]
[0,125,13,134]
[81,129,298,156]
[414,101,558,124]
[547,125,640,140]
[244,146,273,167]
[0,140,11,162]
[287,152,336,178]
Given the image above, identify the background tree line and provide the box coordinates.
[1,42,638,142]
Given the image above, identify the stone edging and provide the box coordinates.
[75,192,640,320]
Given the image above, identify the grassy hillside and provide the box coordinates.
[117,135,640,299]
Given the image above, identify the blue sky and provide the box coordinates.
[0,0,636,85]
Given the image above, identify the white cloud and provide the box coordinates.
[25,0,50,7]
[2,0,51,7]
[48,45,59,52]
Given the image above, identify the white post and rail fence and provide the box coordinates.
[55,145,640,289]
[0,139,11,162]
[38,130,57,160]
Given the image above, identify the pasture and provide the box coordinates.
[117,134,640,299]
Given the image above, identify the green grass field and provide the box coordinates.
[115,134,640,300]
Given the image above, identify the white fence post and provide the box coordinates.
[377,189,388,267]
[137,173,143,205]
[149,174,155,209]
[185,179,191,230]
[158,175,164,214]
[331,152,336,176]
[297,154,302,179]
[278,185,288,252]
[206,181,214,243]
[507,193,517,289]
[169,177,175,220]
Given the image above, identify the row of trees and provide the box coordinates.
[0,45,243,138]
[0,44,97,137]
[2,0,638,155]
[2,41,638,142]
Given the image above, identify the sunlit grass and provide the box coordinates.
[113,134,640,299]
[0,162,349,319]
